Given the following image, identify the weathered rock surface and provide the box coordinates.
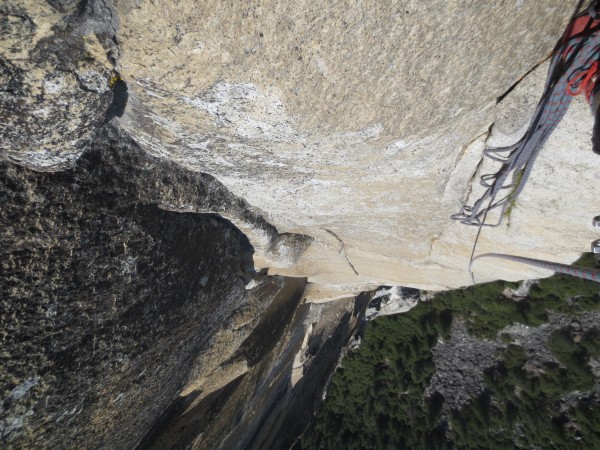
[425,310,600,415]
[426,320,501,410]
[2,2,350,448]
[0,122,368,448]
[0,124,245,446]
[112,0,595,296]
[3,0,600,448]
[1,0,119,169]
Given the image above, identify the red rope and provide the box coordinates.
[567,60,600,101]
[562,13,600,102]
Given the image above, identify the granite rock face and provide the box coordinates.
[113,0,595,295]
[1,0,120,169]
[0,125,245,447]
[2,2,341,447]
[5,0,596,293]
[0,123,365,448]
[3,0,599,448]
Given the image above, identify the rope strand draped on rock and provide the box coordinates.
[452,0,600,283]
[472,253,600,281]
[453,1,600,228]
[454,1,600,283]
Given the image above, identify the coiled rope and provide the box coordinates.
[452,1,600,282]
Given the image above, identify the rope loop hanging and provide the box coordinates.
[452,1,600,229]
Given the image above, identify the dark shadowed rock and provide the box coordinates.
[7,0,595,448]
[0,123,366,449]
[0,124,252,447]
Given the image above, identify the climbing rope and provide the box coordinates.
[453,1,600,229]
[472,253,600,282]
[452,1,600,282]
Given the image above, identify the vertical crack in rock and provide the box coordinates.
[456,131,490,200]
[496,54,551,104]
[449,49,559,206]
[0,122,315,448]
[324,228,359,276]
